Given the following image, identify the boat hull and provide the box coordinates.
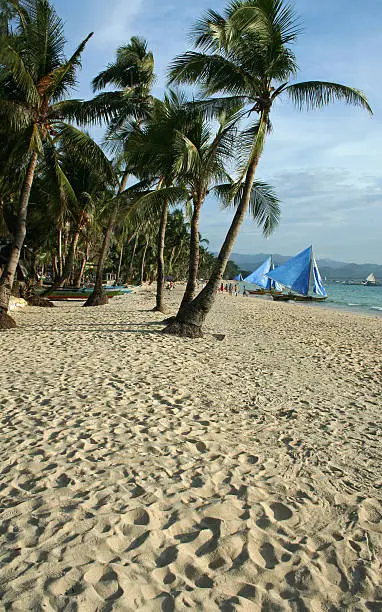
[248,289,282,296]
[272,294,327,302]
[44,288,130,300]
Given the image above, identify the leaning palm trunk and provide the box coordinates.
[140,235,149,284]
[179,199,202,308]
[84,170,129,307]
[153,200,168,312]
[116,236,125,282]
[75,245,88,288]
[128,233,139,281]
[164,112,268,338]
[0,151,38,329]
[57,227,64,279]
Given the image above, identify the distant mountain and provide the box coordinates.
[230,252,382,281]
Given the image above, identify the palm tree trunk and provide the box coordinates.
[179,198,202,308]
[41,214,84,297]
[168,246,176,274]
[58,229,80,288]
[84,203,118,306]
[163,111,268,338]
[58,228,63,278]
[153,199,168,313]
[128,233,139,281]
[52,256,58,281]
[140,235,149,284]
[84,168,129,307]
[0,151,38,328]
[117,237,124,282]
[75,253,87,288]
[172,240,184,268]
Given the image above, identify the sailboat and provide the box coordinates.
[233,274,244,281]
[243,256,282,295]
[363,273,379,286]
[267,246,328,302]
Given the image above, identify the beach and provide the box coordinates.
[1,287,381,611]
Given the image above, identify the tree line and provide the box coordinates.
[0,0,372,335]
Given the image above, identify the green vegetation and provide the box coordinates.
[0,0,372,334]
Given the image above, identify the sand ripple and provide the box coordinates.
[0,290,381,610]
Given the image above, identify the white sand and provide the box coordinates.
[0,287,381,610]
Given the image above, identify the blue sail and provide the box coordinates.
[243,257,272,289]
[312,258,327,297]
[267,247,312,296]
[271,279,283,292]
[234,274,243,281]
[269,264,283,292]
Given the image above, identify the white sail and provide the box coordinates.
[366,273,376,284]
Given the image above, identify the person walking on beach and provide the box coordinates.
[225,283,228,292]
[243,286,248,297]
[220,282,224,293]
[234,284,238,296]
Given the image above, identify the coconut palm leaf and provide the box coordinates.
[38,32,93,100]
[0,99,31,131]
[0,36,39,104]
[230,0,302,44]
[285,81,373,114]
[123,185,189,219]
[169,51,253,97]
[214,179,280,237]
[55,124,116,182]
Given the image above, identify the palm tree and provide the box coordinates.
[164,0,372,337]
[125,92,196,313]
[172,106,278,309]
[0,0,112,328]
[84,37,155,306]
[173,107,238,307]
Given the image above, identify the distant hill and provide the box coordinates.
[230,252,382,282]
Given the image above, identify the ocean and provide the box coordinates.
[242,282,382,316]
[323,282,382,316]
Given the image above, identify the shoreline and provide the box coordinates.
[1,289,381,609]
[233,286,382,318]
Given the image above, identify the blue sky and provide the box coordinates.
[55,0,382,264]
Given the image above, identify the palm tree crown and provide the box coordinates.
[169,0,372,121]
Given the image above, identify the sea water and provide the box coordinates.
[241,282,382,316]
[324,282,382,316]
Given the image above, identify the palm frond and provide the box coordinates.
[0,99,31,131]
[92,36,154,92]
[168,51,254,97]
[41,135,78,213]
[123,185,189,220]
[29,122,43,153]
[229,0,302,45]
[55,124,116,183]
[184,96,248,122]
[37,32,93,101]
[172,131,202,176]
[285,81,373,115]
[0,35,39,105]
[217,178,280,237]
[23,0,67,80]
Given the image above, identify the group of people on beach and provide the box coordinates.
[219,282,248,297]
